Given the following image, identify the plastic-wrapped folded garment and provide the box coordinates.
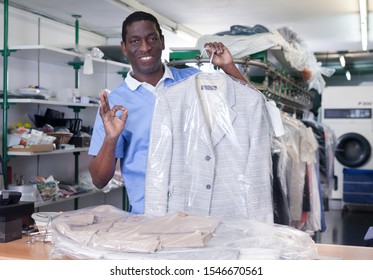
[49,205,318,260]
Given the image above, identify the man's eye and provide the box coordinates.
[130,40,139,45]
[149,37,158,42]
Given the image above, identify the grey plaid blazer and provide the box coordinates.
[145,72,273,223]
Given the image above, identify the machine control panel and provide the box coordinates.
[324,108,372,119]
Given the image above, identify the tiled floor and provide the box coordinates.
[313,207,373,247]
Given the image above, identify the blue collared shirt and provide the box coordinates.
[89,65,199,214]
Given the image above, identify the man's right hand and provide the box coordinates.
[99,89,128,139]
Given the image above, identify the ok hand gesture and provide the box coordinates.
[99,89,128,140]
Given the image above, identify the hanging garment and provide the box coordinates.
[144,72,273,223]
[281,113,308,226]
[272,152,291,226]
[302,119,331,205]
[301,120,327,233]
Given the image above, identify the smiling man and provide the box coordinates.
[88,11,247,214]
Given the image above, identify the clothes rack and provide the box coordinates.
[167,49,315,115]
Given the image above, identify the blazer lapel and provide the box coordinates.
[209,74,237,147]
[184,73,214,150]
[185,72,238,148]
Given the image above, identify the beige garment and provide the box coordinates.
[52,206,220,253]
[111,212,219,248]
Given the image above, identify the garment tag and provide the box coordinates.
[200,85,217,90]
[265,100,285,137]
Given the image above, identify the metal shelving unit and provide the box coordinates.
[0,44,130,187]
[1,0,10,187]
[1,2,132,211]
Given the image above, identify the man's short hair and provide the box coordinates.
[122,11,163,42]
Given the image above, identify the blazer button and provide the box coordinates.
[206,184,212,189]
[205,155,211,161]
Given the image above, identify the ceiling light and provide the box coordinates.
[359,0,368,51]
[345,70,352,81]
[339,55,346,67]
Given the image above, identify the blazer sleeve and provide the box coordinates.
[244,89,274,223]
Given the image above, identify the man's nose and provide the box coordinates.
[139,39,151,51]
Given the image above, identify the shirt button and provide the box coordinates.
[206,184,212,190]
[205,155,211,161]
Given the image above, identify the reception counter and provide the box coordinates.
[1,236,373,260]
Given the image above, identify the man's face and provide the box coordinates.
[121,20,165,78]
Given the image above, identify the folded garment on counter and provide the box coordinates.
[49,205,318,260]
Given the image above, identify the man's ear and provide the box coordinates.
[161,35,165,50]
[120,41,127,55]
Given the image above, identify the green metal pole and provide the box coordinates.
[72,14,81,50]
[70,15,82,188]
[69,15,82,89]
[75,17,79,46]
[67,60,83,89]
[2,0,9,188]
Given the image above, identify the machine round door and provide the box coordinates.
[335,133,371,168]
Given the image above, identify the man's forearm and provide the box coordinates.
[221,62,248,83]
[89,137,118,189]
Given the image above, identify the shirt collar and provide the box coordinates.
[125,63,174,94]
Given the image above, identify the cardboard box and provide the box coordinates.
[8,144,54,153]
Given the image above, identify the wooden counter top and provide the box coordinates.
[0,236,52,260]
[1,236,373,260]
[315,243,373,260]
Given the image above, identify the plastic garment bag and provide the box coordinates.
[49,205,318,260]
[144,71,273,223]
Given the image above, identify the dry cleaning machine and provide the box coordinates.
[322,86,373,205]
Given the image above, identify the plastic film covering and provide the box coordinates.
[280,113,308,227]
[322,124,337,198]
[277,27,335,94]
[197,26,335,94]
[144,72,273,223]
[49,205,318,260]
[281,113,324,231]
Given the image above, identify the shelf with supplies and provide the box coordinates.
[2,45,130,74]
[1,4,129,214]
[33,184,127,210]
[168,48,316,114]
[1,43,128,204]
